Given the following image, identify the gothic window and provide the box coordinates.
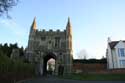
[48,40,52,49]
[60,53,62,55]
[55,37,60,48]
[41,36,46,41]
[61,42,66,48]
[48,40,51,44]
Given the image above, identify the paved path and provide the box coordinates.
[17,76,125,83]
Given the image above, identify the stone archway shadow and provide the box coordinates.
[43,52,56,76]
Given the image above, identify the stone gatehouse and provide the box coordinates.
[25,17,73,75]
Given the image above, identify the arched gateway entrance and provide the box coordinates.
[43,53,56,75]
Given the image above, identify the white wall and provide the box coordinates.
[107,45,113,69]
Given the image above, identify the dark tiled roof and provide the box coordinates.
[109,41,119,49]
[109,40,125,49]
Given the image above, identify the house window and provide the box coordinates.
[120,60,125,68]
[118,48,125,57]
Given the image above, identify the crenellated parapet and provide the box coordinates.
[35,29,66,37]
[38,29,66,33]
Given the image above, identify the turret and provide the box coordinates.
[28,17,37,50]
[66,17,72,37]
[30,17,37,32]
[66,17,72,50]
[66,17,73,74]
[29,17,37,38]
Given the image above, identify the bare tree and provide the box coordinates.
[77,49,88,59]
[0,0,18,17]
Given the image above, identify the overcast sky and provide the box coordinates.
[0,0,125,59]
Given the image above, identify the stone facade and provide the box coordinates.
[25,17,73,75]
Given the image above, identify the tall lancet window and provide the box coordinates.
[55,37,60,48]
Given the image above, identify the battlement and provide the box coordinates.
[38,29,66,33]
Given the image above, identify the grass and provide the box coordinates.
[61,73,125,81]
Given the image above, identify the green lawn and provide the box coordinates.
[61,73,125,81]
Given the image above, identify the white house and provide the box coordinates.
[106,38,125,69]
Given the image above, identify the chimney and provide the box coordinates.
[107,37,111,43]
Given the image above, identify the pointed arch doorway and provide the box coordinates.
[43,53,56,76]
